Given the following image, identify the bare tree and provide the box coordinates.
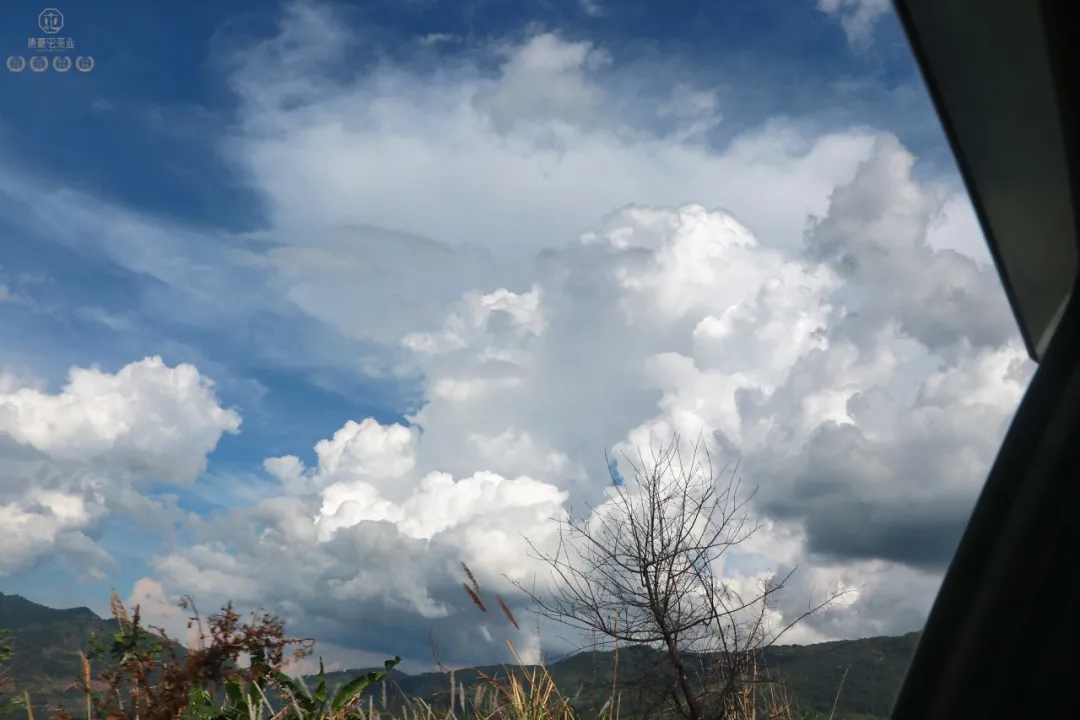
[519,434,847,720]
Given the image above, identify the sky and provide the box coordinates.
[0,0,1033,673]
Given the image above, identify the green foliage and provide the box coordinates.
[2,590,911,720]
[147,650,403,720]
[4,588,403,720]
[184,658,271,720]
[0,630,26,717]
[264,654,402,718]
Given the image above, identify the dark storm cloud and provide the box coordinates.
[762,425,975,569]
[730,420,976,571]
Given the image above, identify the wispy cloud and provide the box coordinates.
[817,0,893,50]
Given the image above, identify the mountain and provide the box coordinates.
[0,591,917,719]
[342,635,918,720]
[0,591,123,713]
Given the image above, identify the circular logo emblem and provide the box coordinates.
[6,56,26,72]
[29,55,49,72]
[75,55,95,72]
[38,8,64,35]
[52,55,72,72]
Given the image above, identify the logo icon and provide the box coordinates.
[6,56,26,72]
[52,55,71,72]
[38,8,64,35]
[29,55,49,72]
[75,55,94,72]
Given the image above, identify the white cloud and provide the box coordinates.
[126,578,203,648]
[206,7,880,356]
[0,358,240,578]
[0,15,879,363]
[147,137,1025,661]
[0,356,240,483]
[579,0,603,18]
[817,0,893,49]
[0,1,1029,669]
[926,193,991,264]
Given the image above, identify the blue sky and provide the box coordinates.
[0,0,1030,671]
[0,0,935,218]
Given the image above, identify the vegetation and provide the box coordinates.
[0,438,915,720]
[1,580,915,720]
[0,585,879,720]
[2,629,26,717]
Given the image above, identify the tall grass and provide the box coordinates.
[8,567,835,720]
[0,630,26,718]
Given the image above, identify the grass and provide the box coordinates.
[2,566,849,720]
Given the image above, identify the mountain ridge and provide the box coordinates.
[0,591,916,719]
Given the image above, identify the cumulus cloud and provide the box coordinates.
[153,414,570,663]
[0,9,880,378]
[0,0,1030,671]
[0,358,240,578]
[805,135,1016,353]
[146,135,1026,661]
[0,357,240,483]
[202,3,882,357]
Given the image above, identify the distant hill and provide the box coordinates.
[344,634,918,720]
[0,591,124,713]
[0,591,917,719]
